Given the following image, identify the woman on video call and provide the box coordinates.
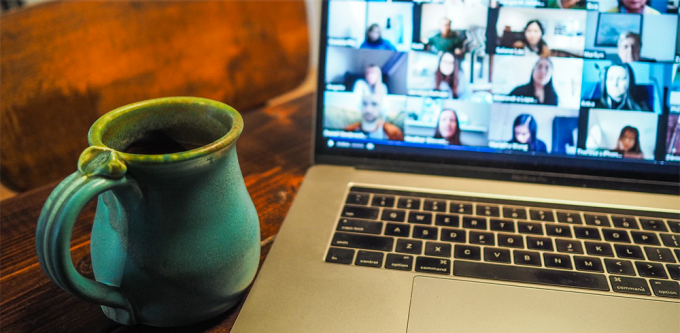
[509,57,559,106]
[614,126,644,159]
[353,64,388,96]
[595,63,650,111]
[435,52,468,99]
[434,109,462,145]
[360,24,396,51]
[513,20,550,57]
[509,114,547,153]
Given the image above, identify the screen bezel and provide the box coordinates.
[313,0,680,195]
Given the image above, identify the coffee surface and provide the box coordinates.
[124,131,205,154]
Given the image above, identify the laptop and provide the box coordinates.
[233,0,680,331]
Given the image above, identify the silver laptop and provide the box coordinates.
[233,1,680,331]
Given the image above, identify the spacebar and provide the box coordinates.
[454,261,610,291]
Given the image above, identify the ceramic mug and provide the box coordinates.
[36,97,260,327]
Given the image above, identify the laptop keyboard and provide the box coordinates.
[324,186,680,300]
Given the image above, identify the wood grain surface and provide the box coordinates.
[1,0,309,192]
[0,93,315,333]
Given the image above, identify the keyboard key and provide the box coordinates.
[346,193,370,205]
[408,212,433,225]
[385,254,414,271]
[650,280,680,298]
[462,216,487,230]
[585,242,614,257]
[490,219,515,232]
[332,232,394,251]
[602,229,631,243]
[484,247,511,263]
[423,200,446,212]
[371,195,395,208]
[396,239,422,255]
[355,250,384,268]
[611,216,639,229]
[435,214,460,227]
[381,209,406,222]
[454,261,609,291]
[454,245,481,260]
[469,231,495,246]
[530,209,555,222]
[661,234,680,248]
[631,231,660,246]
[544,253,572,270]
[449,201,473,215]
[639,218,668,232]
[668,220,680,233]
[514,250,541,266]
[610,276,651,295]
[342,206,380,220]
[502,207,527,220]
[476,204,500,217]
[415,257,451,275]
[498,234,524,248]
[555,239,583,254]
[635,262,668,279]
[605,259,636,276]
[336,218,383,235]
[574,256,604,272]
[440,228,466,243]
[412,226,438,240]
[527,236,553,251]
[614,244,645,259]
[584,214,611,227]
[384,223,410,237]
[573,227,601,240]
[325,247,355,265]
[556,211,582,224]
[668,265,680,280]
[676,249,680,261]
[546,225,572,238]
[518,222,543,235]
[425,242,452,257]
[397,197,421,210]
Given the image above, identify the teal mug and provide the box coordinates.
[36,97,260,327]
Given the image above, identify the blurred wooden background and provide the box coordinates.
[1,0,313,193]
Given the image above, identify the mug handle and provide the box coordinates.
[36,147,137,324]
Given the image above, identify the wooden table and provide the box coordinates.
[0,93,315,333]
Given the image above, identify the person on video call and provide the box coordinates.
[607,0,660,14]
[435,52,469,99]
[353,64,388,96]
[344,93,403,141]
[546,0,586,9]
[426,18,465,55]
[360,24,396,51]
[595,63,650,111]
[617,32,652,63]
[509,114,547,153]
[512,20,550,57]
[434,109,462,145]
[509,57,559,106]
[613,126,644,159]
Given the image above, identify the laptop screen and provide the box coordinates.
[316,0,680,183]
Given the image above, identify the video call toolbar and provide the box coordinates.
[322,0,680,163]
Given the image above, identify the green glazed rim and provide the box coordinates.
[88,97,243,165]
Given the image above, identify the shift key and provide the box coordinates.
[331,232,394,251]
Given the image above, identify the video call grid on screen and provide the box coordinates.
[322,0,680,164]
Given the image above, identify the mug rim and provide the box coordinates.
[88,97,243,165]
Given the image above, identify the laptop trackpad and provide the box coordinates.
[407,276,679,333]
